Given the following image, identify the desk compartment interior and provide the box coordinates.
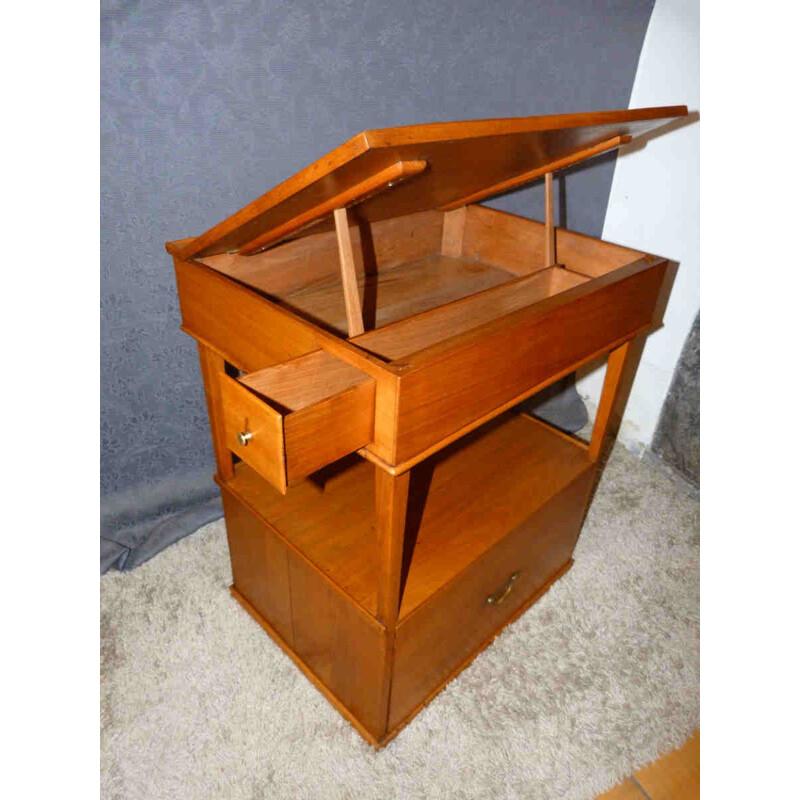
[196,205,645,344]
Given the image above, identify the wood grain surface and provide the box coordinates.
[178,106,687,258]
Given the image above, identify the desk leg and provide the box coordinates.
[375,466,410,739]
[375,468,410,629]
[197,342,235,481]
[588,334,647,463]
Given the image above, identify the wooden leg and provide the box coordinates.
[375,466,410,737]
[544,171,556,267]
[588,335,647,462]
[197,341,235,480]
[333,207,365,337]
[375,467,410,628]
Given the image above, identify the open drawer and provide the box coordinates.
[219,350,375,493]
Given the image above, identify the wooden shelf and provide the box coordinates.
[396,414,591,617]
[221,412,592,621]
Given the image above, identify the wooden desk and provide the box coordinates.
[167,106,685,747]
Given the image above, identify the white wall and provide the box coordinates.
[577,0,699,453]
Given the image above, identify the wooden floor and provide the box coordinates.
[597,731,699,799]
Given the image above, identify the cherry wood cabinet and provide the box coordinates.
[167,107,685,747]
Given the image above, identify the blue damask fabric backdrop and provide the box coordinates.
[101,0,656,569]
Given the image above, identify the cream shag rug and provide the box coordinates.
[101,445,699,800]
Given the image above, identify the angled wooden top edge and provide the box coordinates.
[176,131,372,260]
[173,106,687,260]
[361,105,688,147]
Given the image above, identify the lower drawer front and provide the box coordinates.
[389,468,594,730]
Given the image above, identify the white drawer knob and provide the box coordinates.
[237,430,253,446]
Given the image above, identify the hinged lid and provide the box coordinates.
[177,106,687,260]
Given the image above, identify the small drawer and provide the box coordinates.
[388,469,594,730]
[219,350,375,493]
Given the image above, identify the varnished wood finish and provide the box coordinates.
[220,372,287,491]
[353,270,586,367]
[375,469,410,627]
[196,342,234,480]
[596,779,649,800]
[174,253,393,382]
[174,256,320,372]
[228,588,384,748]
[222,489,294,644]
[239,160,427,255]
[218,413,590,622]
[389,258,668,463]
[634,731,700,800]
[287,547,389,740]
[440,134,633,211]
[353,267,587,363]
[545,171,556,266]
[170,107,683,748]
[282,377,375,484]
[197,210,444,298]
[220,351,376,492]
[279,253,514,338]
[393,254,660,367]
[218,462,379,617]
[383,559,574,747]
[357,351,611,479]
[219,423,591,746]
[599,731,700,800]
[396,414,592,617]
[178,107,686,259]
[239,349,371,411]
[588,337,644,462]
[390,469,593,729]
[333,207,365,336]
[461,204,644,276]
[440,207,466,257]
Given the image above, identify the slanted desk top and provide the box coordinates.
[175,105,685,259]
[167,105,687,747]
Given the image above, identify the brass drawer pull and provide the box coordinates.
[485,571,520,606]
[237,429,253,446]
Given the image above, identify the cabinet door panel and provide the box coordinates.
[288,553,389,741]
[222,489,294,646]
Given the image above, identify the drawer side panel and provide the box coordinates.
[284,379,376,485]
